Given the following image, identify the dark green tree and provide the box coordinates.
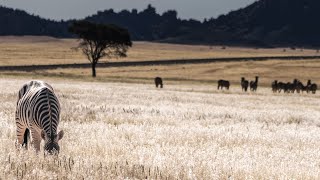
[69,20,132,77]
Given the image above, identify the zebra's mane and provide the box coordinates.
[32,85,59,140]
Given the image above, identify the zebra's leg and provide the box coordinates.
[30,128,41,153]
[15,119,27,149]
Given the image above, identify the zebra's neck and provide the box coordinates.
[37,87,59,140]
[46,88,54,140]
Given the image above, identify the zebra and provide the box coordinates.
[307,80,317,94]
[15,80,64,154]
[293,79,305,93]
[285,82,295,93]
[249,76,259,92]
[154,77,163,88]
[271,80,278,93]
[241,77,249,92]
[277,82,286,93]
[217,80,230,90]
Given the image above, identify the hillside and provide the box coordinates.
[179,0,320,47]
[84,5,201,40]
[1,0,320,47]
[0,6,69,37]
[0,5,201,41]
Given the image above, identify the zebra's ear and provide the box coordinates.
[58,130,64,140]
[41,130,46,140]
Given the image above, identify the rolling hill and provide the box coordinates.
[186,0,320,47]
[1,0,320,47]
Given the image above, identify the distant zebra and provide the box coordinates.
[310,84,318,94]
[293,79,304,93]
[272,80,278,93]
[277,82,286,93]
[277,80,296,93]
[249,76,259,92]
[154,77,163,88]
[15,80,64,153]
[217,80,230,90]
[285,82,295,93]
[241,77,249,92]
[307,80,317,94]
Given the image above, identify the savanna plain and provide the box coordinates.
[0,37,320,179]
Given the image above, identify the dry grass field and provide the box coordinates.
[3,59,319,88]
[0,36,319,66]
[1,77,320,179]
[0,37,319,179]
[0,36,319,88]
[51,59,320,86]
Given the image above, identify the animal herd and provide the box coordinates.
[219,76,317,94]
[218,76,261,92]
[272,79,317,94]
[156,76,318,94]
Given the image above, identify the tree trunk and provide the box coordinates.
[91,63,96,77]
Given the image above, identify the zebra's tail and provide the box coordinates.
[23,129,30,149]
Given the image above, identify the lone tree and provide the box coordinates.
[69,20,132,77]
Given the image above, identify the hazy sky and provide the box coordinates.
[0,0,255,21]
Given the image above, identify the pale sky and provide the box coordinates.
[0,0,255,21]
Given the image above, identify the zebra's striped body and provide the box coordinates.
[15,80,64,153]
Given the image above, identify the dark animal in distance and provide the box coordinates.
[272,80,278,93]
[285,82,295,93]
[277,82,286,93]
[293,79,305,93]
[154,77,163,88]
[273,79,317,94]
[275,80,296,93]
[241,77,249,92]
[250,76,259,92]
[217,80,230,90]
[307,80,317,94]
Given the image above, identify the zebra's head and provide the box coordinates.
[41,130,64,154]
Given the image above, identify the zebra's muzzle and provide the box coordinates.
[45,143,60,154]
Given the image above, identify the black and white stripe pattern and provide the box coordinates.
[15,80,63,153]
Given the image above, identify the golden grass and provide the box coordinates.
[1,36,319,179]
[1,77,320,179]
[3,59,319,88]
[0,36,319,66]
[0,36,319,88]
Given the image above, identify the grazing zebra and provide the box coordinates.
[272,80,278,93]
[15,80,64,153]
[217,80,230,90]
[293,79,304,93]
[154,77,163,88]
[277,82,287,93]
[285,82,295,93]
[292,79,299,93]
[241,77,249,92]
[301,84,308,93]
[307,80,317,94]
[249,76,259,92]
[310,84,318,94]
